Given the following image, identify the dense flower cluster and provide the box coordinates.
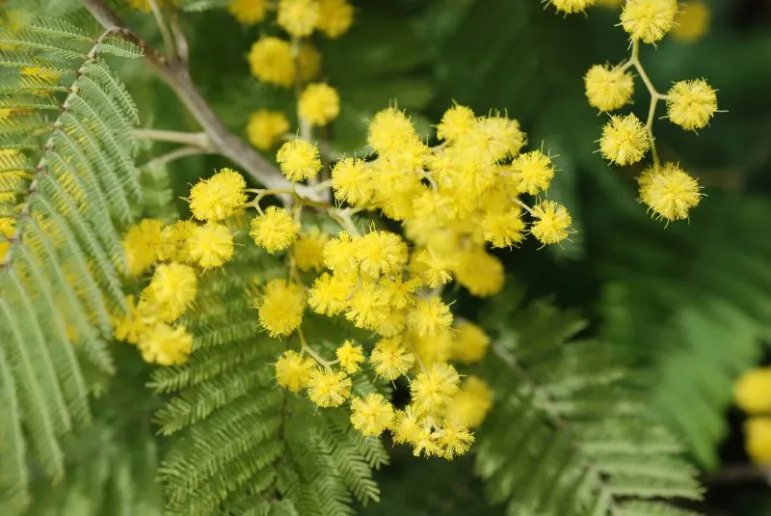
[735,368,771,464]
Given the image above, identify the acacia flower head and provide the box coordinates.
[123,218,164,276]
[599,113,650,166]
[407,297,453,338]
[277,0,320,38]
[745,417,771,465]
[451,321,490,364]
[444,376,494,428]
[551,0,596,15]
[248,37,295,87]
[638,163,702,221]
[147,263,198,321]
[189,168,247,222]
[307,368,352,407]
[530,200,572,245]
[351,393,394,436]
[275,350,316,392]
[228,0,268,25]
[370,337,415,380]
[410,363,461,414]
[584,64,635,112]
[292,228,329,271]
[734,368,771,415]
[510,150,555,195]
[298,83,340,126]
[331,157,372,206]
[317,0,355,38]
[137,323,193,366]
[257,279,306,337]
[620,0,678,44]
[308,272,355,316]
[276,139,322,182]
[188,223,234,269]
[482,208,526,248]
[666,79,718,131]
[246,110,289,151]
[671,1,711,43]
[436,104,476,143]
[336,340,365,373]
[250,206,300,254]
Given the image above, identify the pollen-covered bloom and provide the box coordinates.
[444,376,493,428]
[228,0,268,24]
[745,418,771,465]
[530,200,572,245]
[551,0,596,14]
[275,350,316,392]
[671,1,711,43]
[452,321,490,364]
[276,139,322,182]
[189,168,247,222]
[307,368,352,407]
[188,223,234,269]
[408,297,453,338]
[277,0,320,37]
[317,0,354,38]
[247,110,290,150]
[123,218,164,276]
[482,208,526,248]
[599,113,650,166]
[367,107,418,155]
[666,79,718,131]
[356,230,409,277]
[336,340,365,373]
[584,64,635,112]
[510,150,555,194]
[257,279,306,337]
[147,263,198,321]
[113,295,156,345]
[248,37,296,87]
[308,272,355,316]
[434,421,474,460]
[638,163,701,221]
[436,104,476,143]
[159,220,196,263]
[620,0,678,44]
[453,248,505,298]
[298,83,340,126]
[411,363,461,414]
[351,393,394,436]
[370,337,415,380]
[292,228,329,271]
[735,368,771,415]
[331,158,371,206]
[137,323,193,366]
[250,206,300,253]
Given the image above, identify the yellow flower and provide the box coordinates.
[461,115,527,163]
[189,168,247,222]
[292,227,329,271]
[298,83,340,126]
[599,113,650,166]
[620,0,678,44]
[331,157,372,206]
[250,206,300,253]
[277,0,320,38]
[317,0,354,38]
[436,104,475,143]
[246,110,290,151]
[413,250,453,289]
[666,79,718,131]
[392,405,424,445]
[275,350,316,392]
[530,200,572,245]
[453,248,504,298]
[147,262,198,321]
[433,421,474,460]
[276,139,322,182]
[671,1,710,43]
[123,218,164,276]
[113,295,156,344]
[444,376,493,428]
[248,37,296,87]
[482,208,526,248]
[510,150,555,195]
[308,272,355,316]
[411,331,453,368]
[356,230,409,277]
[188,223,234,269]
[367,107,418,155]
[351,393,394,436]
[452,321,490,364]
[257,279,306,337]
[410,363,461,414]
[346,281,391,330]
[137,323,193,366]
[584,64,635,112]
[322,231,357,273]
[228,0,268,24]
[735,368,771,414]
[159,220,196,263]
[0,216,15,260]
[307,368,351,407]
[336,340,365,373]
[407,297,453,338]
[551,0,596,15]
[638,163,701,221]
[745,417,771,465]
[370,337,415,380]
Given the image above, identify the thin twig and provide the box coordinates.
[141,146,210,169]
[705,463,771,485]
[148,0,176,60]
[133,129,210,148]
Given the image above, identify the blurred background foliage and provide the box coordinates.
[5,0,771,513]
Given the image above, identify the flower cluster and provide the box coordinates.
[734,368,771,464]
[115,168,244,364]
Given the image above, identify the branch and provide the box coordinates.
[134,129,210,148]
[81,0,304,195]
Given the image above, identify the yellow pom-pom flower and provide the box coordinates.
[367,107,418,155]
[137,323,193,366]
[434,421,474,460]
[298,83,340,126]
[638,163,701,221]
[444,376,493,428]
[392,405,424,446]
[745,417,771,465]
[510,150,555,195]
[188,223,234,269]
[189,168,247,222]
[452,321,490,364]
[671,1,710,43]
[345,282,391,330]
[584,64,635,112]
[666,79,718,131]
[159,220,196,263]
[370,337,415,380]
[246,110,290,151]
[292,227,329,271]
[276,139,322,182]
[530,200,572,245]
[351,393,394,437]
[307,368,351,407]
[408,297,453,338]
[123,218,164,276]
[322,231,358,273]
[257,279,306,337]
[599,113,650,166]
[250,206,300,254]
[248,37,296,87]
[275,350,316,392]
[147,263,198,321]
[0,216,14,259]
[228,0,268,24]
[336,340,365,373]
[551,0,596,15]
[317,0,354,38]
[453,248,505,298]
[113,295,156,344]
[356,230,408,277]
[411,363,461,414]
[735,368,771,414]
[482,208,525,248]
[620,0,678,44]
[331,157,372,206]
[436,104,476,143]
[277,0,319,38]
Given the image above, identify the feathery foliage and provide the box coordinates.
[0,17,141,512]
[476,288,703,515]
